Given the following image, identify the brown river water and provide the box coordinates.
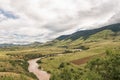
[28,58,50,80]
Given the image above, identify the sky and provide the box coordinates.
[0,0,120,44]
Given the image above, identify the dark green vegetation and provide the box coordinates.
[0,23,120,80]
[50,49,120,80]
[84,49,120,80]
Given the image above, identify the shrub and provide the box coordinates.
[86,50,120,80]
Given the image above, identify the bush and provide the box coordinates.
[85,50,120,80]
[58,62,65,69]
[64,50,73,54]
[24,54,43,60]
[37,60,42,63]
[58,62,70,69]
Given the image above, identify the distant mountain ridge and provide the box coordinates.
[0,43,17,47]
[0,23,120,47]
[0,42,43,48]
[56,23,120,41]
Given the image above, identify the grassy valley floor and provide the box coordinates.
[0,39,120,80]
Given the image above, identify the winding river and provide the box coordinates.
[28,58,50,80]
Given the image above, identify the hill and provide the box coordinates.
[0,23,120,80]
[45,23,120,48]
[38,23,120,80]
[56,23,120,41]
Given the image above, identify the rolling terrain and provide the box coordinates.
[0,23,120,80]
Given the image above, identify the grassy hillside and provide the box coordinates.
[0,23,120,80]
[0,43,68,80]
[56,23,120,40]
[37,23,120,80]
[49,23,120,48]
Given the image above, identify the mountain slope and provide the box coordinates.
[48,23,120,48]
[56,23,120,41]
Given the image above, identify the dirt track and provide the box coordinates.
[28,58,50,80]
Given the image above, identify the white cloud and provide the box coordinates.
[0,0,120,44]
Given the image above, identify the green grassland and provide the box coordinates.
[0,51,38,80]
[37,25,120,80]
[38,40,120,73]
[0,44,69,80]
[0,72,34,80]
[0,24,120,80]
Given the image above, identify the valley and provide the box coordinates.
[0,23,120,80]
[28,58,50,80]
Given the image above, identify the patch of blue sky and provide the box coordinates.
[0,8,19,19]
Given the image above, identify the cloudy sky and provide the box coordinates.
[0,0,120,44]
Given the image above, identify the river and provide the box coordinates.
[28,58,50,80]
